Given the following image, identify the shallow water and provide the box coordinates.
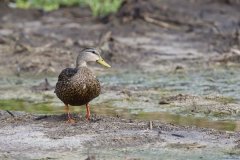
[0,66,240,131]
[100,66,240,100]
[0,99,238,131]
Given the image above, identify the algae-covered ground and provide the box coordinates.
[0,0,240,159]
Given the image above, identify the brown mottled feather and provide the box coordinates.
[55,67,101,106]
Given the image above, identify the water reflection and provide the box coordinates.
[0,66,240,132]
[0,99,238,131]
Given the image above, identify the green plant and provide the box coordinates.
[13,0,122,16]
[87,0,122,17]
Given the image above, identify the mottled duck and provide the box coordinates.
[55,47,111,123]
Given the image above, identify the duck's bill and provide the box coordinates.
[97,57,111,68]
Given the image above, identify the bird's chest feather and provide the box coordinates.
[71,73,100,93]
[55,67,101,105]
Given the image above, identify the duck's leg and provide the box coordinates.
[85,103,91,120]
[64,104,75,123]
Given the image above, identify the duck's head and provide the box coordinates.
[76,47,111,68]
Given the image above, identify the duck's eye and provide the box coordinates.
[92,51,96,54]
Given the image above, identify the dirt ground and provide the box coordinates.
[1,110,240,159]
[0,0,240,159]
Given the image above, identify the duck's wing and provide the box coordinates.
[57,68,78,81]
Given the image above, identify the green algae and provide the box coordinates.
[0,66,240,131]
[0,99,56,114]
[0,99,238,131]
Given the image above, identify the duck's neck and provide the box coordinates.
[76,60,87,68]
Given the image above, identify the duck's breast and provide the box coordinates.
[55,67,101,106]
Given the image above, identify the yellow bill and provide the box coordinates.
[96,57,111,68]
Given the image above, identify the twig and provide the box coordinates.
[142,13,220,33]
[142,14,180,30]
[149,121,153,130]
[6,110,15,117]
[231,48,240,55]
[98,31,112,47]
[171,133,184,138]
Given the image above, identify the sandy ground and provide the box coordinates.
[0,110,240,159]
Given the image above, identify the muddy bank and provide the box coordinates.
[0,0,240,75]
[0,110,240,159]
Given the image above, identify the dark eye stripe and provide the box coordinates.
[83,48,100,55]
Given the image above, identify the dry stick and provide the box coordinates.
[231,48,240,55]
[98,31,112,47]
[171,133,184,138]
[187,143,206,149]
[149,121,153,130]
[142,13,220,33]
[142,14,180,30]
[13,34,30,53]
[6,110,15,117]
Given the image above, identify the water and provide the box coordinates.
[0,66,240,131]
[100,66,240,100]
